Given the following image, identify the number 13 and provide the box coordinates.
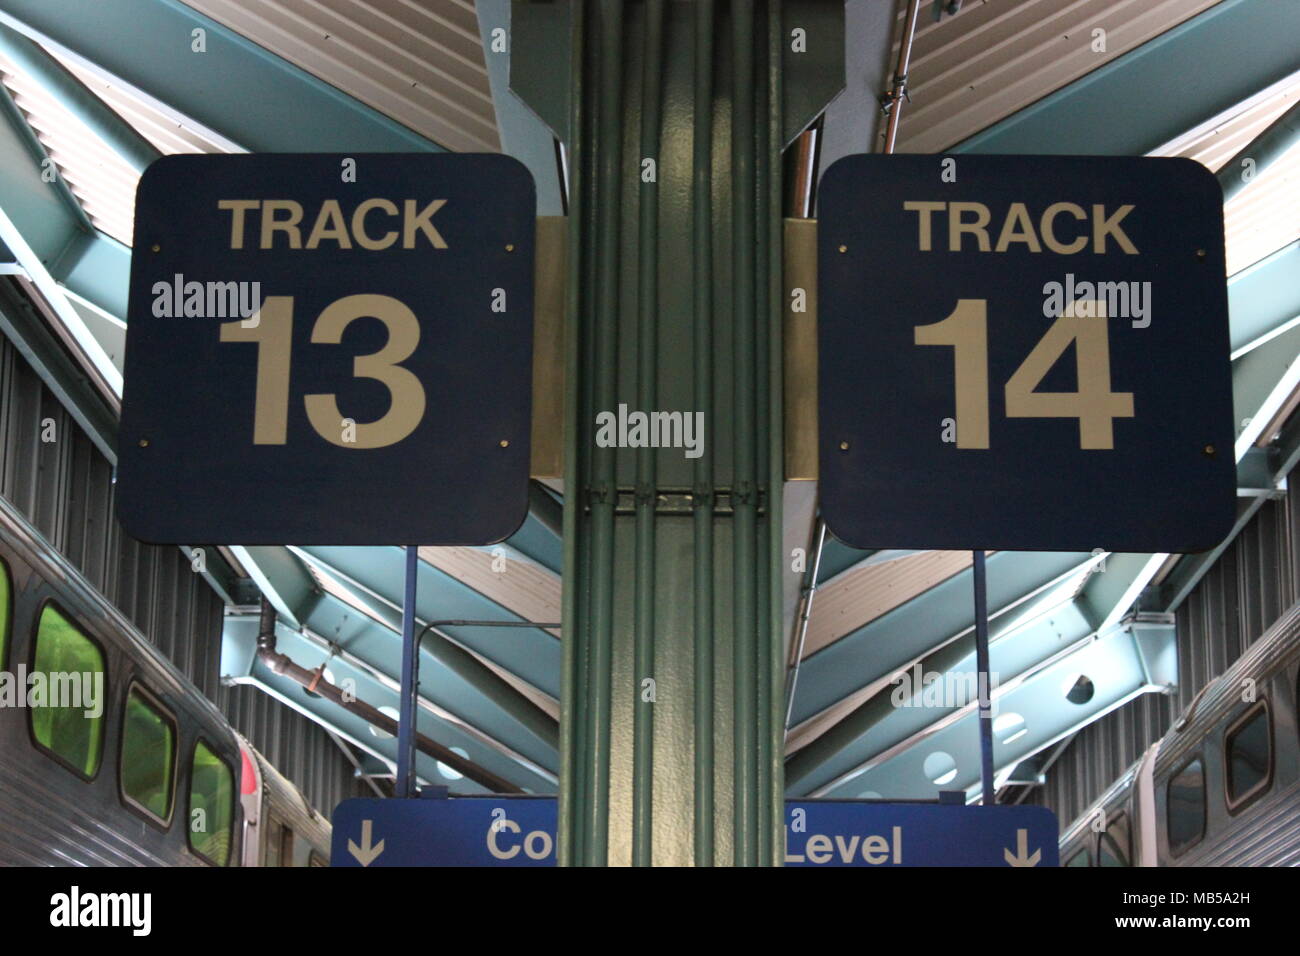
[220,294,427,449]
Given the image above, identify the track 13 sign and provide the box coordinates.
[117,154,535,545]
[818,155,1235,552]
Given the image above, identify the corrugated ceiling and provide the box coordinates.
[889,0,1224,154]
[0,47,229,246]
[804,550,976,658]
[1153,70,1300,276]
[179,0,499,153]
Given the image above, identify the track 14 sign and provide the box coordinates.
[117,154,535,545]
[817,155,1235,552]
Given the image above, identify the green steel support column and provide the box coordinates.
[556,0,588,868]
[763,0,786,868]
[586,0,623,866]
[731,0,759,868]
[690,0,717,868]
[632,0,665,867]
[513,0,840,866]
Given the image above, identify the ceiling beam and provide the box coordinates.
[0,22,159,172]
[222,615,552,794]
[0,0,443,153]
[953,0,1300,157]
[808,618,1174,800]
[788,550,1093,727]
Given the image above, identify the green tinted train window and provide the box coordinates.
[1166,756,1205,856]
[1225,703,1271,810]
[1099,812,1130,867]
[30,605,105,778]
[1065,848,1091,867]
[0,558,10,668]
[120,687,176,822]
[189,740,235,866]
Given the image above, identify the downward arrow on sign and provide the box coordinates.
[348,819,385,867]
[1003,828,1042,867]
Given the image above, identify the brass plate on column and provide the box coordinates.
[530,215,566,479]
[784,217,818,480]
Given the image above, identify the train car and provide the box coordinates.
[0,492,329,866]
[1060,600,1300,865]
[236,733,331,867]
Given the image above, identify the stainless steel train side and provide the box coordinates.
[0,492,330,866]
[1060,600,1300,865]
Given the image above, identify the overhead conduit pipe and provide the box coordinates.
[255,598,524,794]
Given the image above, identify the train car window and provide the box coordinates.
[1065,848,1091,867]
[1166,756,1206,857]
[0,557,10,669]
[1098,812,1130,867]
[188,740,235,866]
[29,605,106,779]
[1225,701,1272,812]
[119,685,177,824]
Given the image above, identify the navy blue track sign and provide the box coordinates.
[117,154,535,546]
[817,155,1235,552]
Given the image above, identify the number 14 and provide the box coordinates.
[915,298,1134,450]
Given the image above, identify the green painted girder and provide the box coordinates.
[789,550,1095,727]
[953,0,1300,157]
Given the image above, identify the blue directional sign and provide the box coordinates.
[331,796,1057,866]
[818,154,1235,552]
[783,801,1058,867]
[117,153,535,545]
[332,796,558,867]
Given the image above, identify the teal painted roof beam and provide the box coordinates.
[953,0,1300,157]
[0,22,159,172]
[0,0,445,153]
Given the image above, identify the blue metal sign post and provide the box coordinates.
[117,153,536,546]
[817,154,1235,553]
[331,796,1058,867]
[972,550,995,806]
[395,546,420,799]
